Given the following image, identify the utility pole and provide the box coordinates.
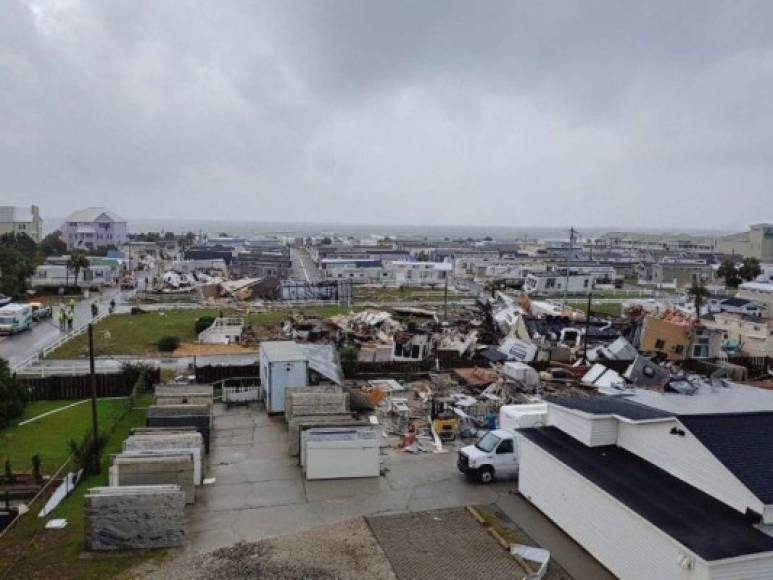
[443,275,448,321]
[88,324,100,474]
[582,291,592,364]
[562,227,577,310]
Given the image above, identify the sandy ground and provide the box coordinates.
[172,343,259,357]
[126,518,396,580]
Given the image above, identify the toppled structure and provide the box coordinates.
[84,485,185,550]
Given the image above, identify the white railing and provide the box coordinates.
[10,311,109,374]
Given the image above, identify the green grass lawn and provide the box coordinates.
[0,396,164,580]
[0,399,128,475]
[568,301,623,317]
[47,306,355,358]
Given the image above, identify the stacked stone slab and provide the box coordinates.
[146,404,212,452]
[288,416,370,456]
[84,485,185,550]
[284,391,349,422]
[123,429,205,484]
[154,384,214,406]
[109,454,195,503]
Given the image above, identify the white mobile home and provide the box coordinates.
[259,341,308,414]
[518,397,773,580]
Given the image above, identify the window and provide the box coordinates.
[674,345,684,354]
[654,339,665,349]
[496,439,514,454]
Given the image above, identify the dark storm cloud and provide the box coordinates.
[1,1,772,229]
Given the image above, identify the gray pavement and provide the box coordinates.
[181,403,612,580]
[184,403,513,554]
[0,286,125,368]
[290,247,320,282]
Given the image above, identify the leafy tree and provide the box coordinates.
[40,230,67,256]
[739,257,761,282]
[0,358,28,428]
[66,251,90,287]
[0,232,40,297]
[717,259,742,288]
[687,281,710,317]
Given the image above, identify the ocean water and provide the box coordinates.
[44,218,730,241]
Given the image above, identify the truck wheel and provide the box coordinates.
[477,466,494,484]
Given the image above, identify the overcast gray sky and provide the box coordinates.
[2,1,772,230]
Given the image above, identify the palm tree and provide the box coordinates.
[687,281,710,318]
[66,252,90,287]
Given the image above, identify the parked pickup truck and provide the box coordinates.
[458,403,547,484]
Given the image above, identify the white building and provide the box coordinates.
[518,396,773,580]
[385,261,451,287]
[62,207,128,250]
[260,341,308,414]
[0,205,43,242]
[29,263,116,289]
[523,271,594,295]
[737,282,773,313]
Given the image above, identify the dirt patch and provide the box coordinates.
[130,518,396,580]
[172,343,259,357]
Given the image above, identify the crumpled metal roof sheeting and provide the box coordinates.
[298,343,343,385]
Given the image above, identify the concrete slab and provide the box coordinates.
[197,479,307,512]
[180,402,610,580]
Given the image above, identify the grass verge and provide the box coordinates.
[0,399,129,475]
[46,306,353,358]
[0,394,164,580]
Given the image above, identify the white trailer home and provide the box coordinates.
[518,397,773,580]
[259,341,308,414]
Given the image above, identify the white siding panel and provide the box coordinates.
[519,439,711,580]
[589,417,619,446]
[617,421,764,518]
[710,555,773,580]
[546,406,593,446]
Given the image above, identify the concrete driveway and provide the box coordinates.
[185,404,512,553]
[183,404,614,580]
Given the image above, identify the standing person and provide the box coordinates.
[58,307,66,331]
[66,309,73,332]
[91,301,98,318]
[109,298,116,313]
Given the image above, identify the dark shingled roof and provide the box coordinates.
[680,413,773,504]
[519,427,773,561]
[721,297,753,308]
[547,396,673,421]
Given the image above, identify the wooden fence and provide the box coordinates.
[20,368,160,401]
[195,364,260,384]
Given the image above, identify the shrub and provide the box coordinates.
[68,431,109,474]
[0,358,28,429]
[195,316,216,334]
[158,335,181,352]
[31,454,42,482]
[338,346,359,379]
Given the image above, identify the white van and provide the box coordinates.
[0,303,33,335]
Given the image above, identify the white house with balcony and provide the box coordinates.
[62,207,128,250]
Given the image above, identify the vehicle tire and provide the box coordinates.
[477,466,494,484]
